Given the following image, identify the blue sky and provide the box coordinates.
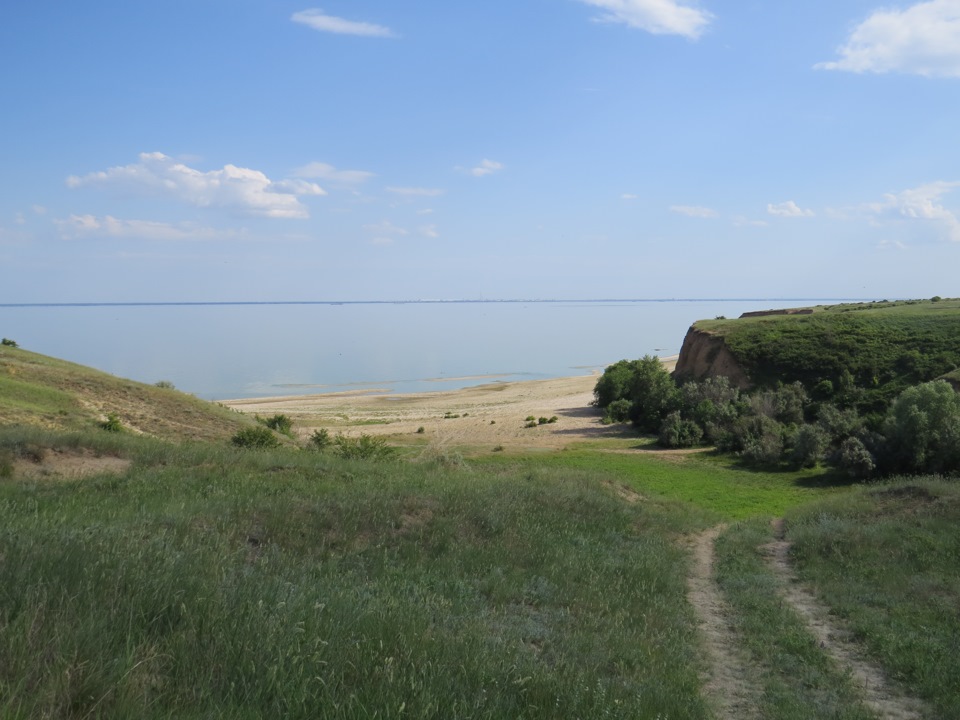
[2,0,959,302]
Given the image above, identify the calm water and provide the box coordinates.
[0,300,843,400]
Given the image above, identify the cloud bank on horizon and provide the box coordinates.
[2,0,959,302]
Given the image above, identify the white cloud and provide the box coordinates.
[578,0,713,40]
[621,193,638,200]
[816,0,960,77]
[55,214,242,242]
[291,9,395,38]
[419,224,439,239]
[417,208,435,215]
[866,181,960,241]
[67,152,323,219]
[386,186,446,197]
[670,204,718,218]
[471,159,504,177]
[767,201,814,218]
[293,162,375,186]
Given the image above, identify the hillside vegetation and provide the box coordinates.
[0,344,251,442]
[694,298,960,416]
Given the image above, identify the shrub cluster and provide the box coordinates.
[595,356,960,478]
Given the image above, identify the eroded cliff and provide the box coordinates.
[673,326,750,388]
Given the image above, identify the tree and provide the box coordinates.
[594,359,637,409]
[882,380,960,474]
[626,355,679,433]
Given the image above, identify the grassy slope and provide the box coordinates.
[0,431,712,720]
[0,345,250,442]
[786,478,960,718]
[695,299,960,414]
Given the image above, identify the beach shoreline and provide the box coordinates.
[221,356,678,450]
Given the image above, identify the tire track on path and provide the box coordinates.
[686,525,762,719]
[762,519,928,720]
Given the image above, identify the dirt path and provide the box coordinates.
[763,519,927,720]
[686,525,762,719]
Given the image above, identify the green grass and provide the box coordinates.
[786,478,960,718]
[714,520,877,719]
[0,428,712,719]
[485,445,853,520]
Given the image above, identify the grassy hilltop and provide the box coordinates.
[692,298,960,415]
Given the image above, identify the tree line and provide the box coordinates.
[595,356,960,478]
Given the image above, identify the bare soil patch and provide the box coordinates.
[11,448,131,481]
[762,519,927,720]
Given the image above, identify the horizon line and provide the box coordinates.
[0,297,884,308]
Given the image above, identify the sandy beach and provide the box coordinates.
[222,356,678,450]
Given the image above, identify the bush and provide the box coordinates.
[333,433,395,461]
[154,380,176,390]
[1,338,18,348]
[100,413,123,433]
[260,414,294,436]
[658,411,703,448]
[308,428,331,451]
[603,398,633,424]
[791,424,828,468]
[838,436,876,479]
[231,426,281,450]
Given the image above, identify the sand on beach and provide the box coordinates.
[221,356,678,451]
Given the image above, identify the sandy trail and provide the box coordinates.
[686,526,763,719]
[763,519,927,720]
[223,358,677,450]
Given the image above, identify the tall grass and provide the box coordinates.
[0,430,711,719]
[786,478,960,718]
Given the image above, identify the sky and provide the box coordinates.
[2,0,960,302]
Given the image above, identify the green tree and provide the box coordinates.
[883,380,960,474]
[626,356,679,433]
[594,359,637,409]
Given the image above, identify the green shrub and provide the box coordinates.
[791,424,827,468]
[260,414,294,436]
[333,433,395,461]
[100,413,123,433]
[416,426,426,434]
[308,428,331,451]
[154,380,176,390]
[1,338,18,348]
[231,426,281,449]
[603,398,633,424]
[658,411,703,448]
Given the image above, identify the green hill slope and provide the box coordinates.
[684,299,960,415]
[0,344,251,442]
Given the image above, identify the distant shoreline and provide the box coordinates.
[0,298,871,309]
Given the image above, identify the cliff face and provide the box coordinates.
[673,326,750,388]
